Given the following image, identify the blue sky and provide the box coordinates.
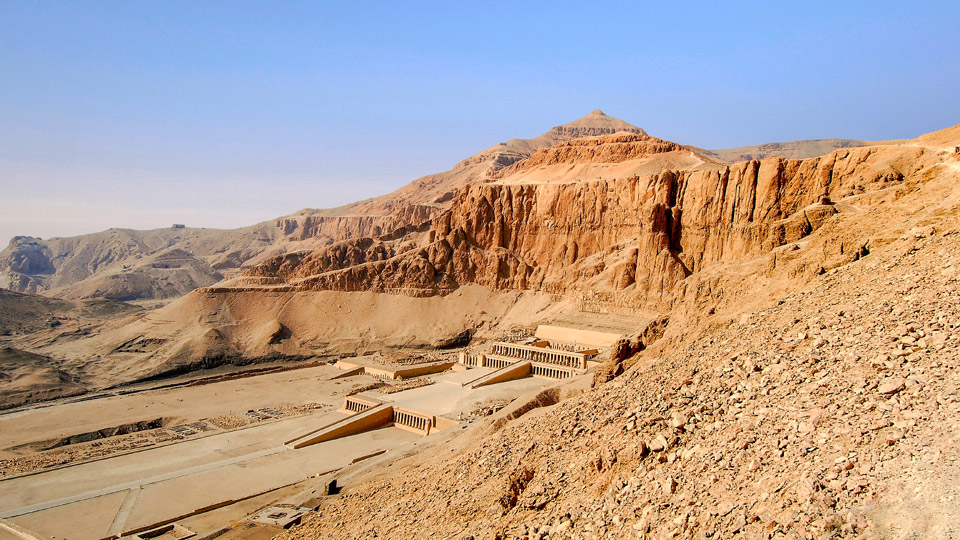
[1,1,958,245]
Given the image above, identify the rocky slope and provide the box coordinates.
[0,289,140,408]
[278,127,960,539]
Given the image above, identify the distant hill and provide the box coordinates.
[701,138,871,162]
[0,287,139,336]
[0,226,282,301]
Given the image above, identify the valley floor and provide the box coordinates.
[0,356,557,539]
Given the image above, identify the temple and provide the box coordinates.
[457,324,620,379]
[285,325,623,450]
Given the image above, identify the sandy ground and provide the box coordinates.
[0,352,567,539]
[0,364,354,456]
[4,423,419,539]
[10,285,561,401]
[0,365,419,540]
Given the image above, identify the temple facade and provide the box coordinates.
[459,340,598,379]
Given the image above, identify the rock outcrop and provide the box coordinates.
[492,132,690,173]
[280,218,960,540]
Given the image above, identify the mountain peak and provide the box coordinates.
[553,110,647,137]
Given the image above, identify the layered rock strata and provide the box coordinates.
[240,144,928,312]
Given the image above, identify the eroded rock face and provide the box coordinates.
[0,237,55,293]
[274,204,438,244]
[2,237,55,275]
[241,144,926,312]
[492,132,686,174]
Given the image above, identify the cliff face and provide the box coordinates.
[272,204,437,244]
[272,127,960,540]
[492,132,689,174]
[240,143,933,312]
[2,110,877,303]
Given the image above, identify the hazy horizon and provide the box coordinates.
[2,2,958,247]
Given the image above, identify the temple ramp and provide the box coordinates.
[285,404,394,449]
[438,367,494,387]
[0,519,47,540]
[469,361,531,389]
[327,366,365,380]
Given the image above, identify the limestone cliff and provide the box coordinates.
[238,141,938,314]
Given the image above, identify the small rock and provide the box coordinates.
[661,476,677,494]
[883,430,905,446]
[878,378,906,395]
[637,441,649,457]
[649,434,669,452]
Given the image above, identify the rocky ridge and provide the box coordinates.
[491,132,698,174]
[238,140,936,316]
